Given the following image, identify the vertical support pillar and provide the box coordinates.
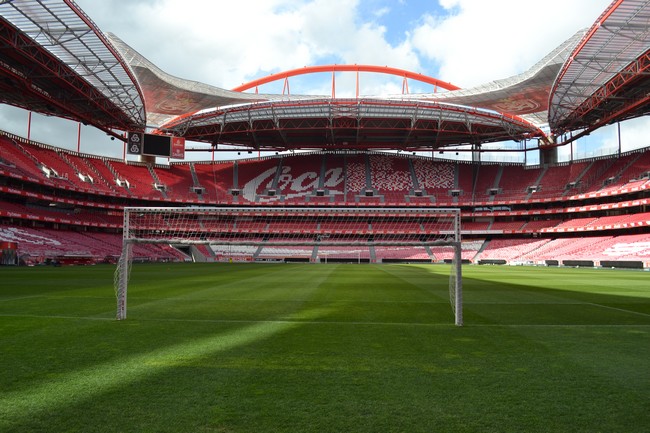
[454,241,463,327]
[116,209,131,320]
[454,210,463,326]
[116,241,129,320]
[27,111,32,141]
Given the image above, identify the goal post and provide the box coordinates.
[114,206,463,325]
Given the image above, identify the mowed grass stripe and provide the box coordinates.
[0,263,648,433]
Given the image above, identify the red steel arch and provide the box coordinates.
[231,64,460,96]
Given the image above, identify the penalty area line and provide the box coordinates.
[586,302,650,318]
[0,313,114,321]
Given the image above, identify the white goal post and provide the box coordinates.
[115,206,463,325]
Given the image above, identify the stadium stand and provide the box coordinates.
[273,153,324,203]
[412,158,454,202]
[238,157,282,203]
[369,154,413,203]
[536,161,590,198]
[2,130,650,266]
[192,161,235,203]
[151,164,200,202]
[497,164,543,200]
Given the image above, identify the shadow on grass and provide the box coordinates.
[1,263,649,432]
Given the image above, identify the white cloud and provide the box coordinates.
[78,0,422,91]
[410,0,613,87]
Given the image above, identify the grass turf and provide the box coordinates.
[0,263,649,432]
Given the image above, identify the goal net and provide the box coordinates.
[114,206,463,325]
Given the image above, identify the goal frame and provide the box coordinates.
[115,206,462,325]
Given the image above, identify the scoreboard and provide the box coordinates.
[127,132,185,159]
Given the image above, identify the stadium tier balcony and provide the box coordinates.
[370,221,421,233]
[551,217,599,230]
[428,245,475,262]
[587,152,640,192]
[29,147,82,187]
[63,153,118,195]
[316,154,346,203]
[83,158,128,195]
[318,221,370,232]
[0,199,121,227]
[267,220,318,233]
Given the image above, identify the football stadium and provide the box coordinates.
[1,0,649,432]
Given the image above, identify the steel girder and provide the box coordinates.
[161,99,543,151]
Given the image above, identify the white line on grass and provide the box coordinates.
[586,302,650,318]
[0,295,43,302]
[1,313,648,328]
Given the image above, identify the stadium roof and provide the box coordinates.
[549,0,650,139]
[0,0,145,137]
[0,0,649,152]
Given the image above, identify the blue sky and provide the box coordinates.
[2,0,640,163]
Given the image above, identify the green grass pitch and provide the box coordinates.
[1,263,649,433]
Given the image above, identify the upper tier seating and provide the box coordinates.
[587,152,640,193]
[319,154,347,203]
[471,164,501,202]
[455,164,474,201]
[521,219,562,231]
[152,164,200,202]
[345,154,368,201]
[107,160,162,199]
[412,158,455,202]
[63,153,118,195]
[536,162,590,198]
[316,245,371,259]
[2,132,650,209]
[192,161,234,203]
[238,157,281,203]
[497,165,542,200]
[0,136,42,179]
[274,154,324,203]
[369,154,413,202]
